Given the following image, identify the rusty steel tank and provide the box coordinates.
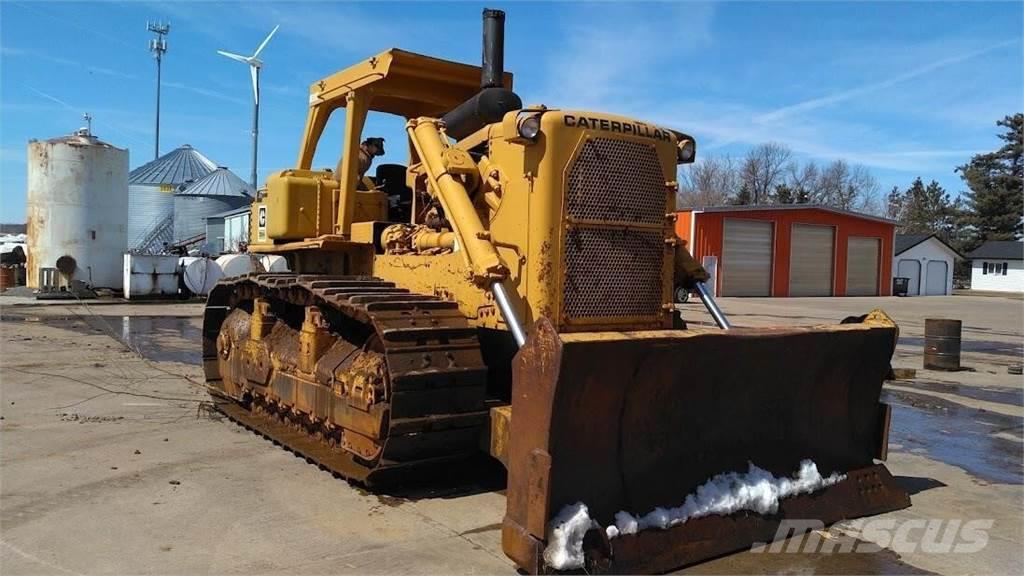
[26,126,128,290]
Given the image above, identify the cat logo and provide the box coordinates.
[257,205,267,242]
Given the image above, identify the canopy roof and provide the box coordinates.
[308,49,513,118]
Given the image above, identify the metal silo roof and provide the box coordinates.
[129,144,217,186]
[178,167,254,197]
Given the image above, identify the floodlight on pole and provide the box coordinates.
[147,21,170,160]
[217,25,279,189]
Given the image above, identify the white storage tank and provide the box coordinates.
[128,144,216,252]
[123,253,178,298]
[258,254,289,273]
[179,256,222,295]
[173,167,253,244]
[26,128,128,290]
[216,253,255,278]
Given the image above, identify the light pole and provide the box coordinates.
[147,21,169,160]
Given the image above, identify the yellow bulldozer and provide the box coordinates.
[203,9,909,573]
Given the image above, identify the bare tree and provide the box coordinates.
[786,160,819,203]
[739,142,792,204]
[817,159,879,211]
[678,154,737,208]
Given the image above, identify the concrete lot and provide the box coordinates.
[1,294,1021,575]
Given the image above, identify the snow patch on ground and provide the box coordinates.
[543,459,845,569]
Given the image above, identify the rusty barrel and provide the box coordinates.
[0,266,14,292]
[924,318,961,370]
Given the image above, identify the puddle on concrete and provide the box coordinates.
[891,379,1024,406]
[898,336,1023,358]
[681,535,933,574]
[884,388,1023,485]
[105,315,201,365]
[0,312,201,365]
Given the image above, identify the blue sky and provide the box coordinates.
[1,1,1021,222]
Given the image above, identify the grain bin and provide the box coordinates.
[173,167,253,244]
[26,128,128,289]
[128,144,216,252]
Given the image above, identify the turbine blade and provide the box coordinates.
[252,25,279,58]
[250,65,259,105]
[217,50,249,64]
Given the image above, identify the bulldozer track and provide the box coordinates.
[203,273,490,486]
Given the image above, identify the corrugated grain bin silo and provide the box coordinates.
[128,144,216,252]
[173,167,253,244]
[26,128,128,289]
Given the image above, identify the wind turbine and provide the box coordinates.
[218,25,279,189]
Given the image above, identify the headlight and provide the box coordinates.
[517,113,541,141]
[677,139,696,164]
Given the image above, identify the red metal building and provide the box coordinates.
[675,205,896,297]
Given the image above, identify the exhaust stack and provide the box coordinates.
[441,8,522,140]
[481,8,505,89]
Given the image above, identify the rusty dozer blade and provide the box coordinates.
[502,311,911,574]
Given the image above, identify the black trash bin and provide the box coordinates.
[893,277,909,296]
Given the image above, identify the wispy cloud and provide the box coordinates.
[756,38,1020,123]
[8,1,135,50]
[3,46,137,80]
[163,80,247,106]
[21,85,151,149]
[540,3,716,108]
[24,86,74,110]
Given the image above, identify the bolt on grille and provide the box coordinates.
[566,138,667,225]
[562,227,664,319]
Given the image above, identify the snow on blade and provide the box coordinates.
[542,459,845,568]
[542,502,596,570]
[608,459,846,538]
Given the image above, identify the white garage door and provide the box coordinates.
[722,219,773,296]
[925,260,948,295]
[846,237,880,296]
[897,259,921,296]
[790,224,835,296]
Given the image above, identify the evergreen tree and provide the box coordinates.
[732,183,753,205]
[885,185,904,221]
[957,114,1023,244]
[895,177,958,239]
[773,183,794,204]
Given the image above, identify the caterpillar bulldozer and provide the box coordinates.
[203,9,910,573]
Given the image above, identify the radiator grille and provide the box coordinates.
[562,227,664,319]
[566,138,666,225]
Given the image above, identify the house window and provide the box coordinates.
[1002,262,1008,276]
[983,262,988,274]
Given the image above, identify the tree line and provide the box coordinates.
[678,113,1023,255]
[678,142,881,214]
[884,113,1022,253]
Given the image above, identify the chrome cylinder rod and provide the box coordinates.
[492,281,527,347]
[694,281,732,330]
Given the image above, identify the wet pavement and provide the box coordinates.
[3,300,1022,575]
[898,336,1023,358]
[0,312,201,365]
[890,378,1024,406]
[883,388,1023,485]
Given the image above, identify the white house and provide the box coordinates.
[968,241,1024,293]
[893,234,962,296]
